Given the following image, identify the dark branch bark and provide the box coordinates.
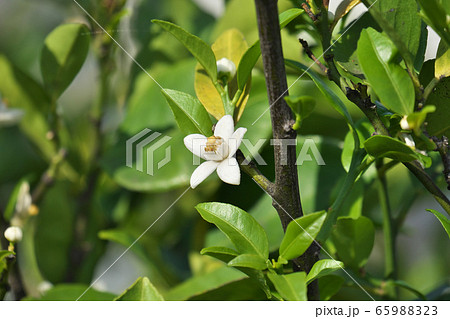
[254,0,319,300]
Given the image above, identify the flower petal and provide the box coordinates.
[227,127,247,158]
[214,115,234,140]
[184,134,207,160]
[190,161,220,189]
[217,157,240,185]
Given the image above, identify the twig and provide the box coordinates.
[301,3,318,22]
[432,136,450,190]
[376,159,398,299]
[299,38,328,74]
[236,150,274,195]
[31,148,67,203]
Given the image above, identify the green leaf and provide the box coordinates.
[194,29,250,120]
[357,28,415,115]
[41,23,90,99]
[319,275,345,301]
[403,105,436,135]
[333,12,381,77]
[427,209,450,239]
[285,60,354,125]
[279,210,326,261]
[341,119,374,171]
[369,0,426,69]
[236,41,260,91]
[435,40,450,79]
[115,277,164,301]
[164,266,246,301]
[0,250,14,261]
[267,272,307,301]
[364,135,428,164]
[416,0,450,47]
[152,19,217,81]
[200,246,239,263]
[228,254,268,270]
[331,216,375,269]
[306,259,344,284]
[284,95,315,130]
[37,284,115,301]
[161,89,212,136]
[426,77,450,138]
[0,55,54,160]
[3,179,27,221]
[195,202,269,259]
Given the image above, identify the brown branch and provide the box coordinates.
[254,0,319,300]
[301,3,318,22]
[299,38,329,74]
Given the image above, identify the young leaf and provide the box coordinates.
[41,24,90,99]
[279,210,326,261]
[153,20,217,81]
[364,135,426,163]
[227,254,268,270]
[427,209,450,238]
[195,202,269,259]
[115,277,164,301]
[331,216,375,269]
[161,89,212,136]
[284,96,315,130]
[200,246,239,263]
[194,29,249,120]
[267,272,307,301]
[435,40,450,79]
[357,28,415,115]
[306,259,344,284]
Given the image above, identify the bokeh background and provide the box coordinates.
[0,0,448,300]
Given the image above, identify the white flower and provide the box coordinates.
[184,115,247,189]
[216,58,236,80]
[4,226,23,243]
[400,116,411,130]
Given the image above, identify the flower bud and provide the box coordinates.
[400,116,411,130]
[4,226,23,243]
[216,58,236,81]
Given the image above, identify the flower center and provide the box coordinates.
[205,136,223,152]
[204,135,228,160]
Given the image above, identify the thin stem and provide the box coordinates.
[299,38,328,74]
[376,159,397,299]
[236,150,274,195]
[31,148,67,203]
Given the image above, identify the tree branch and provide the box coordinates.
[254,0,319,300]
